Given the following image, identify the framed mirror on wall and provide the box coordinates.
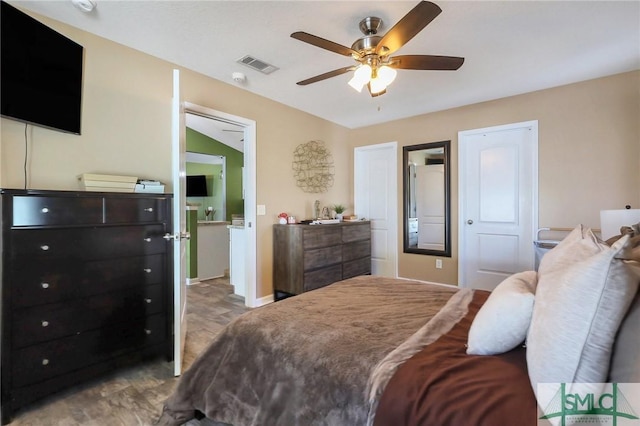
[403,140,451,257]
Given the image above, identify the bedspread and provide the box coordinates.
[374,290,538,426]
[157,276,467,426]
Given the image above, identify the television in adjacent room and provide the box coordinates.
[187,175,208,197]
[1,1,84,134]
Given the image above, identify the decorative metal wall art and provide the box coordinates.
[292,140,335,193]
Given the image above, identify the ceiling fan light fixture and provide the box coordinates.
[347,75,365,92]
[348,64,372,92]
[292,2,464,96]
[377,65,397,86]
[369,75,387,95]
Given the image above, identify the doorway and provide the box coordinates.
[185,152,226,222]
[458,120,538,290]
[354,142,398,277]
[183,102,257,307]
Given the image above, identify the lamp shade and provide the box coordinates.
[377,66,397,86]
[369,76,387,94]
[348,64,372,92]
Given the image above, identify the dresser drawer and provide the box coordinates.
[303,264,342,292]
[10,225,168,259]
[12,284,164,348]
[12,196,103,227]
[303,226,342,249]
[12,313,167,388]
[343,240,371,262]
[343,257,371,279]
[342,223,370,243]
[10,254,165,308]
[304,246,342,271]
[105,197,168,224]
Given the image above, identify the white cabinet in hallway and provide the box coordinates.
[197,221,230,280]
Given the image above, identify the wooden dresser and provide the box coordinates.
[273,221,371,300]
[0,189,173,424]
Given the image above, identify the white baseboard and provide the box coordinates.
[395,275,458,289]
[187,277,201,286]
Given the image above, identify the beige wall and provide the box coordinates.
[348,70,640,284]
[0,11,351,298]
[1,10,638,294]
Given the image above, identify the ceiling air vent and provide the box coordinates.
[237,55,279,75]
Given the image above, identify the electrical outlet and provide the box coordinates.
[435,259,443,269]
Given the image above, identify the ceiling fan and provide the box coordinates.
[291,1,464,97]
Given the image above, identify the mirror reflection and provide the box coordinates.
[403,140,451,257]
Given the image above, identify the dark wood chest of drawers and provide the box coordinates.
[0,189,173,424]
[273,221,371,300]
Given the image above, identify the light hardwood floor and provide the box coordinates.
[8,277,250,426]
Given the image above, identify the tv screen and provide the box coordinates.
[187,175,208,197]
[1,1,84,134]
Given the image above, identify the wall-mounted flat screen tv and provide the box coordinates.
[1,1,84,134]
[187,175,208,197]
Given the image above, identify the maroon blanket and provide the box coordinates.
[374,290,538,426]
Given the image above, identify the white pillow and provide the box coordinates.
[467,271,538,355]
[527,235,639,390]
[537,225,603,276]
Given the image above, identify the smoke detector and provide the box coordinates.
[232,72,246,83]
[71,0,96,12]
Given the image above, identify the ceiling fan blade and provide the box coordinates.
[391,55,464,70]
[375,1,442,56]
[291,31,359,57]
[296,66,356,86]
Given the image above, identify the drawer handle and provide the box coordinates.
[42,320,49,327]
[41,283,50,289]
[143,268,152,273]
[41,245,50,251]
[143,238,152,242]
[144,329,152,335]
[144,298,152,304]
[41,207,49,213]
[42,359,49,366]
[144,207,154,212]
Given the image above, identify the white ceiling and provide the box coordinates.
[186,113,245,151]
[11,0,640,130]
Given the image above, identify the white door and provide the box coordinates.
[458,121,538,291]
[415,164,445,251]
[354,142,398,277]
[171,69,187,376]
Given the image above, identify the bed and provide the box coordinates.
[158,224,639,426]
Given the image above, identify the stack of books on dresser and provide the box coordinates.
[78,173,137,192]
[135,179,165,193]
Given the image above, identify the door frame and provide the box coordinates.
[354,141,398,278]
[457,120,538,287]
[171,70,187,376]
[183,102,257,307]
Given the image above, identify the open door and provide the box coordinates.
[171,69,188,376]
